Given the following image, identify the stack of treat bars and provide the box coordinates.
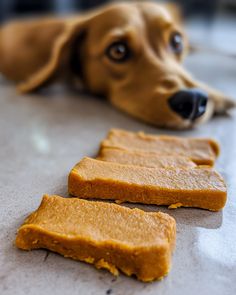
[16,129,227,282]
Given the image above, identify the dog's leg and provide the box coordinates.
[177,65,236,115]
[196,81,236,115]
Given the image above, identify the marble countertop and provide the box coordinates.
[0,15,236,295]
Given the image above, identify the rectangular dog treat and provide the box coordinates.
[68,158,227,211]
[98,148,196,168]
[15,195,176,282]
[100,129,220,166]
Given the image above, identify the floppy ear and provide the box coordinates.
[0,15,92,93]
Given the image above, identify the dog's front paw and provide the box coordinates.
[213,95,236,115]
[198,82,236,115]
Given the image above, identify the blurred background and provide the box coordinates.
[0,0,236,19]
[0,0,235,57]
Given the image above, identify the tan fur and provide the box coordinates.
[0,2,234,128]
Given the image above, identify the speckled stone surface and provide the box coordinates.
[0,15,236,295]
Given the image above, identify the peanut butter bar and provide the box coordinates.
[15,195,176,282]
[100,129,220,166]
[98,148,196,168]
[68,158,227,211]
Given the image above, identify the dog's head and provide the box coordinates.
[0,2,235,128]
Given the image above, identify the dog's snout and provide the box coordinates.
[168,88,208,120]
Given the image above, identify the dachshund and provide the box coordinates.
[0,1,235,128]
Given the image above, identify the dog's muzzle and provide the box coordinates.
[168,88,208,120]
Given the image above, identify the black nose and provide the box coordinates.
[168,88,208,120]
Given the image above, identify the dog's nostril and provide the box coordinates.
[198,96,207,114]
[168,88,208,120]
[178,102,192,114]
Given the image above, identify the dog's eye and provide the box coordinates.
[170,32,183,54]
[106,42,130,62]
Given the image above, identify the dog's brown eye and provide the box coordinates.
[170,32,183,54]
[106,42,130,62]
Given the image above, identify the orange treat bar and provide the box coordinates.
[68,158,227,211]
[15,195,176,282]
[98,148,196,168]
[100,129,220,166]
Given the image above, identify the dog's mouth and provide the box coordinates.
[168,88,209,122]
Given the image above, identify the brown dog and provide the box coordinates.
[0,1,234,128]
